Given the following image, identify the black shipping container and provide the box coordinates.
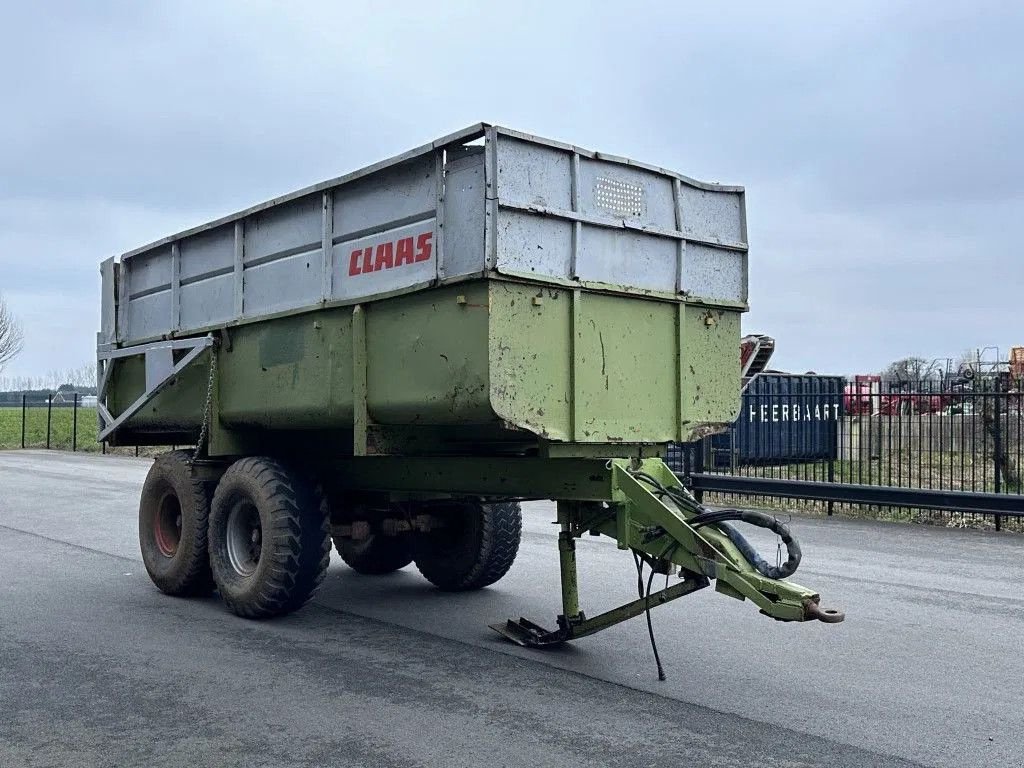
[666,374,845,472]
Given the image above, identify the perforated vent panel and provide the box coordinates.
[594,177,646,219]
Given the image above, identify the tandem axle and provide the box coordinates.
[310,454,845,646]
[144,428,844,657]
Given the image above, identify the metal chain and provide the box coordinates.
[192,343,218,463]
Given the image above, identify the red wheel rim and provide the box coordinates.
[154,493,182,557]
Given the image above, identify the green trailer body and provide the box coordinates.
[97,125,842,651]
[105,281,740,456]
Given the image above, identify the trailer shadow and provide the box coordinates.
[315,563,584,657]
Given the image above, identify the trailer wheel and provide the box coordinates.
[138,450,214,597]
[413,501,522,591]
[208,457,330,619]
[336,534,413,575]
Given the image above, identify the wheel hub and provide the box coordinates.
[226,500,262,576]
[154,493,183,557]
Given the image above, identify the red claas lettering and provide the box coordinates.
[374,241,395,271]
[345,229,434,277]
[395,237,415,266]
[415,232,432,262]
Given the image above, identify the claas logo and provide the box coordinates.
[348,231,433,276]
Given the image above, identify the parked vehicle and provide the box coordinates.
[845,376,958,416]
[715,373,844,465]
[96,124,841,648]
[844,375,881,416]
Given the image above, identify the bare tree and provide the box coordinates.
[0,295,23,372]
[882,356,941,384]
[52,363,97,391]
[71,362,97,388]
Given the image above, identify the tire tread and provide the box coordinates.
[139,450,214,597]
[415,501,521,591]
[210,457,330,619]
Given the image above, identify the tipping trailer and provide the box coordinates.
[97,124,842,650]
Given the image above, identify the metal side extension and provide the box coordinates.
[491,458,844,647]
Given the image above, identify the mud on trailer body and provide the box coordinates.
[97,124,842,648]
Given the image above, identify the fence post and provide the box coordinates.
[827,455,835,516]
[993,391,1002,532]
[72,393,79,452]
[21,393,26,449]
[46,393,53,450]
[993,391,1002,494]
[693,440,706,504]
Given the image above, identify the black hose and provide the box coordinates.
[633,551,667,681]
[692,510,801,579]
[629,471,801,579]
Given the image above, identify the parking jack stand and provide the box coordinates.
[490,498,710,647]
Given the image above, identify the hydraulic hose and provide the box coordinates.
[703,514,801,580]
[630,472,802,579]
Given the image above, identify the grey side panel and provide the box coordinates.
[179,225,235,328]
[180,275,234,331]
[495,212,573,278]
[246,249,323,315]
[576,157,676,231]
[245,196,322,265]
[128,292,173,340]
[577,227,676,291]
[126,248,173,340]
[243,196,323,316]
[332,155,436,239]
[179,225,235,280]
[128,248,172,293]
[490,129,748,304]
[442,148,486,280]
[332,218,437,300]
[682,244,745,306]
[678,185,745,244]
[117,154,444,343]
[99,257,116,345]
[109,125,748,347]
[493,137,572,211]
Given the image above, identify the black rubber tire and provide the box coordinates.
[335,534,413,575]
[208,457,330,619]
[138,450,214,597]
[413,501,522,591]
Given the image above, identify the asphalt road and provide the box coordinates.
[1,451,1022,767]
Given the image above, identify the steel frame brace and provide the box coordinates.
[96,335,214,442]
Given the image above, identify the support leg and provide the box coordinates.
[557,502,583,627]
[490,498,711,647]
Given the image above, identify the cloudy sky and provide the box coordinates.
[1,0,1021,380]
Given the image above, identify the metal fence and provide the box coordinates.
[668,377,1024,530]
[4,393,159,456]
